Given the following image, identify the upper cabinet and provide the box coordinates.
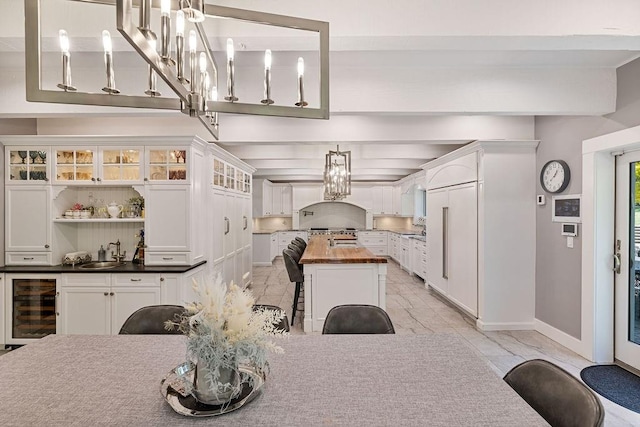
[6,148,51,183]
[146,148,188,183]
[372,186,393,215]
[272,184,292,216]
[52,147,144,185]
[213,157,252,194]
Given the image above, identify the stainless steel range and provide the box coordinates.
[308,227,358,238]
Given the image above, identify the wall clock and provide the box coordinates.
[540,160,570,193]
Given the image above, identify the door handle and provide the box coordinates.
[224,217,230,235]
[442,206,448,280]
[613,253,621,274]
[243,216,247,230]
[55,291,60,316]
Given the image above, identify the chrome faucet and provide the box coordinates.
[107,239,126,262]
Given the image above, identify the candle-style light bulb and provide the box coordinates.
[199,52,207,74]
[176,10,185,36]
[57,29,76,91]
[189,30,197,92]
[261,49,274,105]
[161,0,170,16]
[159,0,172,62]
[175,11,188,83]
[145,38,161,97]
[199,52,207,102]
[224,38,238,101]
[101,30,119,94]
[295,57,307,107]
[210,86,219,127]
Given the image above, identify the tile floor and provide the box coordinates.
[251,257,640,427]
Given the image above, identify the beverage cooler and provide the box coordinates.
[5,274,60,346]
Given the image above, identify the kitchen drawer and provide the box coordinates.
[366,245,388,256]
[61,273,110,287]
[112,274,158,287]
[359,231,386,238]
[145,252,191,265]
[6,252,52,265]
[359,236,388,246]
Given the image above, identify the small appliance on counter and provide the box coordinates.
[62,251,92,266]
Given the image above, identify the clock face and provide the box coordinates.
[540,160,570,193]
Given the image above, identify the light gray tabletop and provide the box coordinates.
[0,333,547,426]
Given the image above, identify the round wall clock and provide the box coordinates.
[540,160,570,193]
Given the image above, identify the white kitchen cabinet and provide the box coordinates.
[392,186,402,215]
[5,147,51,184]
[0,274,4,349]
[252,179,273,217]
[252,233,274,266]
[424,140,538,330]
[388,232,400,261]
[372,186,393,215]
[412,238,427,279]
[52,146,144,186]
[146,147,188,183]
[399,235,411,272]
[270,232,278,260]
[358,231,388,256]
[5,186,52,265]
[292,185,323,210]
[272,184,292,215]
[59,273,160,335]
[349,186,373,210]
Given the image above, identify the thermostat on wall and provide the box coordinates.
[561,223,578,237]
[536,195,546,205]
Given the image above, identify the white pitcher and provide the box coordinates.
[107,202,123,218]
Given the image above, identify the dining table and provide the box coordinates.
[0,333,547,426]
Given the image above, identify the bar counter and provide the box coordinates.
[301,236,388,332]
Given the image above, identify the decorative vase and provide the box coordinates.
[193,359,241,405]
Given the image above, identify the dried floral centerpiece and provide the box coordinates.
[165,276,287,406]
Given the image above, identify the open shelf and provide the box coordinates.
[53,218,144,223]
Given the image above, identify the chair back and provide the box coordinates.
[290,239,306,253]
[283,248,304,283]
[119,305,186,335]
[322,304,395,334]
[253,304,290,332]
[287,243,303,261]
[294,237,307,249]
[503,359,604,427]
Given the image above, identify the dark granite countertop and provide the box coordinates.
[0,260,206,274]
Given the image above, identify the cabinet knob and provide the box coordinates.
[97,178,102,182]
[110,292,114,296]
[44,244,50,248]
[104,292,108,296]
[91,178,96,182]
[144,177,149,181]
[160,277,165,282]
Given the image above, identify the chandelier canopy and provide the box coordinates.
[24,0,330,140]
[323,145,351,201]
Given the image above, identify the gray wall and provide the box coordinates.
[535,57,640,338]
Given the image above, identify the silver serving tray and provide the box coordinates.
[161,362,264,417]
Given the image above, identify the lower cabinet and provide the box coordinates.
[412,239,427,279]
[358,231,388,256]
[59,273,160,335]
[400,236,411,272]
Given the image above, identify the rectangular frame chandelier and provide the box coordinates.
[323,145,351,201]
[24,0,330,140]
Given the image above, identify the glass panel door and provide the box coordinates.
[55,149,95,183]
[147,149,187,181]
[8,149,49,182]
[11,278,57,339]
[614,152,640,370]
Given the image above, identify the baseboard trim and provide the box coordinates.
[534,318,584,356]
[476,320,536,331]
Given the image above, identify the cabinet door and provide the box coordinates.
[272,186,283,215]
[111,286,161,334]
[281,186,292,215]
[447,182,478,316]
[392,186,401,215]
[99,147,143,184]
[241,196,252,248]
[426,188,448,295]
[7,148,51,183]
[242,247,252,287]
[382,186,393,215]
[146,148,188,183]
[263,181,273,215]
[5,186,51,252]
[145,185,190,252]
[52,148,97,185]
[224,193,237,258]
[59,287,111,335]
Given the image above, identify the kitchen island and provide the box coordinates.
[300,235,388,332]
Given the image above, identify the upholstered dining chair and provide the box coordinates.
[291,238,306,253]
[503,359,605,427]
[283,248,304,327]
[253,304,290,332]
[293,236,307,250]
[119,304,186,334]
[322,304,395,334]
[287,243,303,262]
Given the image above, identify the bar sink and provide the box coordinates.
[78,261,125,270]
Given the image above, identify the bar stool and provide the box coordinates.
[283,248,304,327]
[287,243,303,262]
[290,239,306,254]
[294,237,307,250]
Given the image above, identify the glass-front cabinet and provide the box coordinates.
[146,148,188,182]
[212,157,251,194]
[52,147,143,185]
[7,148,50,183]
[213,158,225,187]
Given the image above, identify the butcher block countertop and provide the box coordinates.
[300,235,388,264]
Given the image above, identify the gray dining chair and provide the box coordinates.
[322,304,395,334]
[119,305,186,335]
[503,359,604,427]
[283,248,304,327]
[253,304,290,332]
[293,237,307,251]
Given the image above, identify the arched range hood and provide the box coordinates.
[293,201,373,230]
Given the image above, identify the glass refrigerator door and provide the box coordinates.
[11,278,57,340]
